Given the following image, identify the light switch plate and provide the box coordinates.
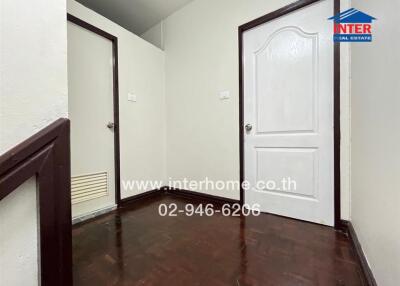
[128,93,137,102]
[219,90,230,100]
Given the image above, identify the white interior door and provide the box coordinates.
[243,0,334,226]
[67,21,116,219]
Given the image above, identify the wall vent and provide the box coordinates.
[71,172,108,204]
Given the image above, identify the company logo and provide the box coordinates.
[328,8,376,42]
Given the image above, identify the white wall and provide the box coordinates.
[68,0,166,200]
[141,22,164,50]
[0,0,68,284]
[350,0,400,285]
[0,0,68,152]
[0,178,38,285]
[163,0,292,201]
[156,0,351,213]
[339,0,352,222]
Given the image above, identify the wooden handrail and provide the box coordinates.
[0,118,72,285]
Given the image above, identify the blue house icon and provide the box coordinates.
[328,8,376,23]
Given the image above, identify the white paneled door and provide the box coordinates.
[68,21,116,218]
[243,0,334,226]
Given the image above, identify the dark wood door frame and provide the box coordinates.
[67,14,122,206]
[238,0,342,228]
[0,118,72,285]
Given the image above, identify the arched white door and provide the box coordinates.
[243,0,334,226]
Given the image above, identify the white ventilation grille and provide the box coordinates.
[71,172,108,204]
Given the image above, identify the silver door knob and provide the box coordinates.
[245,124,253,131]
[107,122,115,129]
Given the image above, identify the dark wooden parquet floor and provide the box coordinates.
[73,194,366,286]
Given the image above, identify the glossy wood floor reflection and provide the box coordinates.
[73,195,366,286]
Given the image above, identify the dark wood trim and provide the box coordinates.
[113,37,121,206]
[239,0,321,32]
[164,187,240,205]
[119,187,239,208]
[339,219,349,232]
[346,221,378,286]
[238,0,341,227]
[119,188,165,206]
[333,0,341,229]
[67,13,122,206]
[336,219,350,233]
[0,118,72,285]
[67,14,116,41]
[238,19,244,206]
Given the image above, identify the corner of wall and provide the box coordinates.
[339,0,352,221]
[140,21,164,50]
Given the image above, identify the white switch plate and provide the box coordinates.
[219,90,230,100]
[128,93,137,102]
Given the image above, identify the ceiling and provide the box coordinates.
[77,0,194,35]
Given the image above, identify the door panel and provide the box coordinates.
[67,21,116,218]
[255,27,317,134]
[255,148,317,198]
[243,0,334,226]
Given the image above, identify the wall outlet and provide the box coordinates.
[219,90,230,100]
[128,93,137,102]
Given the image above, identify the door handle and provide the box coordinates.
[245,124,253,131]
[107,122,115,130]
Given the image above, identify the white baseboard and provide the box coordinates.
[72,205,117,225]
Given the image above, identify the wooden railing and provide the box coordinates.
[0,118,72,285]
